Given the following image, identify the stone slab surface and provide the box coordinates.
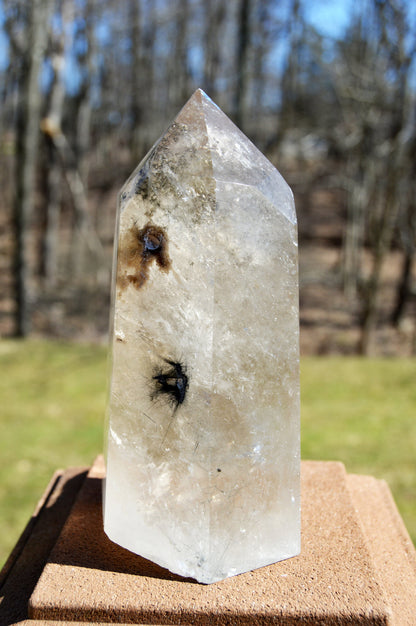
[24,457,415,625]
[346,474,416,626]
[17,622,162,625]
[0,466,88,625]
[2,458,415,625]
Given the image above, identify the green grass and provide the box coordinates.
[0,340,415,570]
[0,339,108,569]
[301,356,416,543]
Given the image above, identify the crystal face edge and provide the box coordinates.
[104,89,300,584]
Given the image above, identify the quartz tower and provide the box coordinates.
[104,89,300,584]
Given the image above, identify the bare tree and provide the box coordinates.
[129,0,144,161]
[202,0,226,100]
[329,0,415,353]
[279,0,309,131]
[12,0,51,336]
[234,0,251,129]
[173,0,191,106]
[40,2,67,287]
[0,0,414,349]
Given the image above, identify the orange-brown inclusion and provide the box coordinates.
[117,222,171,291]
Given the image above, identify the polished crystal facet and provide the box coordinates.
[104,89,300,584]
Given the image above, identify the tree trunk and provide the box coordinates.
[45,129,104,279]
[13,0,51,336]
[71,0,97,279]
[40,30,66,287]
[173,0,190,107]
[391,251,414,327]
[129,0,143,162]
[234,0,250,129]
[279,0,303,130]
[358,175,401,355]
[42,139,62,286]
[342,158,368,298]
[203,0,226,100]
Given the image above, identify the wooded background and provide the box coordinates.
[0,0,415,354]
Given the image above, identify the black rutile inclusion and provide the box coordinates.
[153,360,189,409]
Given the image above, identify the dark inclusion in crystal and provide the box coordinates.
[134,169,149,198]
[153,360,189,410]
[117,221,171,291]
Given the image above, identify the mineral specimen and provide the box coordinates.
[104,89,300,584]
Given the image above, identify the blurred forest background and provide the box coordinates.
[1,0,416,577]
[0,0,416,354]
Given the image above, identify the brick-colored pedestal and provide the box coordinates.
[1,458,415,625]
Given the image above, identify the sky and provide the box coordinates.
[0,0,355,78]
[304,0,355,38]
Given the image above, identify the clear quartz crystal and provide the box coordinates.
[104,89,300,584]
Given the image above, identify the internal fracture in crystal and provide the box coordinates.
[104,89,300,584]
